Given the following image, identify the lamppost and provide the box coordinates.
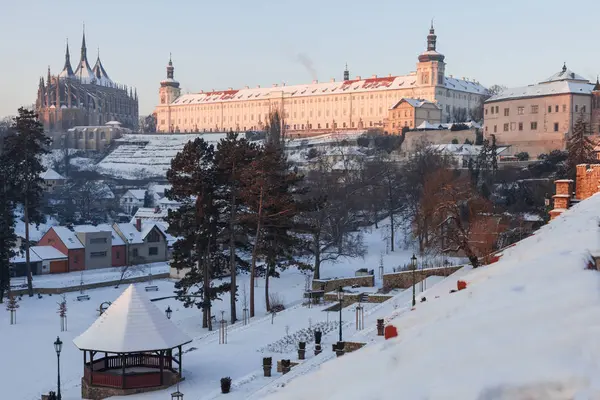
[165,306,172,320]
[411,254,417,307]
[337,287,344,342]
[54,336,63,400]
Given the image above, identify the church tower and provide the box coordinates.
[416,21,446,88]
[343,63,350,81]
[159,54,181,105]
[592,77,600,136]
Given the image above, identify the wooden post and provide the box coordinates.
[121,353,126,388]
[90,351,95,384]
[159,350,164,385]
[104,353,108,370]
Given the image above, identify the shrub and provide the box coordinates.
[451,138,459,144]
[269,292,285,312]
[515,152,529,161]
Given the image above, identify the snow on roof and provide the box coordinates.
[416,121,442,130]
[105,121,122,126]
[391,98,439,110]
[540,65,588,83]
[73,284,192,353]
[430,144,509,156]
[11,248,42,263]
[149,184,172,197]
[30,246,67,260]
[168,74,485,107]
[115,223,144,244]
[96,224,126,246]
[268,192,600,399]
[51,226,84,249]
[124,189,147,201]
[130,207,168,223]
[73,224,109,233]
[40,168,66,180]
[487,80,593,102]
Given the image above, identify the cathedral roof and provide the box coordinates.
[58,41,75,79]
[92,51,113,87]
[74,30,95,84]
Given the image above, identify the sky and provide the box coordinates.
[1,0,599,118]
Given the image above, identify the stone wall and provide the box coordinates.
[576,164,600,200]
[343,341,366,353]
[403,128,477,152]
[382,266,462,289]
[324,292,392,307]
[312,275,375,292]
[11,273,169,296]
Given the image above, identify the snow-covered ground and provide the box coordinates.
[264,193,600,400]
[2,216,450,399]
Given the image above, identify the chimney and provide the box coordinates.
[228,87,233,90]
[372,74,377,79]
[388,73,392,77]
[356,76,361,80]
[273,83,278,87]
[330,78,336,82]
[312,80,318,84]
[135,218,141,232]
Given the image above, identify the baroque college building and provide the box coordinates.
[155,24,488,134]
[35,30,139,138]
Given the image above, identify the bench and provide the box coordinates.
[144,286,159,292]
[77,295,90,301]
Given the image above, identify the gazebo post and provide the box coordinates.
[159,350,164,385]
[121,353,126,389]
[104,352,108,370]
[90,351,95,383]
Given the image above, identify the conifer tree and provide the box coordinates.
[3,108,50,296]
[567,111,596,177]
[166,138,230,330]
[214,132,258,324]
[0,172,16,303]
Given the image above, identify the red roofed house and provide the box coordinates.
[38,226,85,272]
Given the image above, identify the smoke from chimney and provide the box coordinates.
[296,53,318,81]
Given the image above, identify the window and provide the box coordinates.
[90,251,107,258]
[563,105,567,112]
[89,238,107,244]
[116,251,120,259]
[491,107,494,115]
[510,122,516,131]
[133,248,139,257]
[494,125,497,133]
[518,122,523,131]
[147,230,160,243]
[504,108,509,117]
[485,108,488,115]
[531,121,537,130]
[503,123,509,132]
[548,106,552,113]
[583,105,587,113]
[149,247,158,256]
[495,106,499,113]
[531,105,539,114]
[517,106,524,115]
[555,105,559,113]
[74,255,78,263]
[554,122,559,132]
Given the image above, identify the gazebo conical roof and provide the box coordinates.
[73,284,191,353]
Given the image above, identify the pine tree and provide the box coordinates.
[567,111,596,177]
[0,176,16,303]
[143,190,154,208]
[4,108,50,296]
[214,132,258,324]
[166,138,230,330]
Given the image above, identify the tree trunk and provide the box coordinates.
[229,187,237,324]
[388,181,395,252]
[265,264,270,312]
[24,194,33,297]
[204,250,212,331]
[313,232,321,280]
[249,186,264,318]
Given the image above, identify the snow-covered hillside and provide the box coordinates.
[96,133,226,179]
[267,193,600,400]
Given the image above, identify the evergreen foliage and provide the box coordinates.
[566,111,596,177]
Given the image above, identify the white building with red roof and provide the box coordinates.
[155,24,487,134]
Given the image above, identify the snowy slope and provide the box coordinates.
[266,193,600,400]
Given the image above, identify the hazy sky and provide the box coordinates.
[1,0,599,118]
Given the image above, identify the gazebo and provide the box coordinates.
[73,285,191,399]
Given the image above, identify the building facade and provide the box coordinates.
[155,24,487,134]
[484,66,600,157]
[35,30,139,137]
[385,98,442,133]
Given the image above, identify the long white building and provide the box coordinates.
[155,24,487,134]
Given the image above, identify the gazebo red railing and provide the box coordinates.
[83,353,176,389]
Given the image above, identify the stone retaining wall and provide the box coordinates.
[11,273,170,296]
[323,292,392,307]
[382,266,463,289]
[312,275,375,292]
[343,341,366,353]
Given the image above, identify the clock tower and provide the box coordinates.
[159,54,181,106]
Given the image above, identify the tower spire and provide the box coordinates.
[343,63,349,81]
[167,53,175,79]
[81,23,87,60]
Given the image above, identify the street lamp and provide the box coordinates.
[166,306,172,320]
[337,287,344,342]
[54,336,63,400]
[411,254,417,307]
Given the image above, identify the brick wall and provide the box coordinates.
[576,164,600,200]
[382,266,462,289]
[312,275,375,292]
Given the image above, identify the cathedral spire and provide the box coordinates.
[59,39,75,79]
[81,24,87,61]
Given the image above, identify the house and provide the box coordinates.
[73,225,114,270]
[40,168,66,192]
[10,248,42,277]
[120,189,159,215]
[31,246,69,274]
[130,206,169,226]
[96,223,127,267]
[429,144,510,168]
[113,219,169,265]
[38,226,85,272]
[385,98,442,134]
